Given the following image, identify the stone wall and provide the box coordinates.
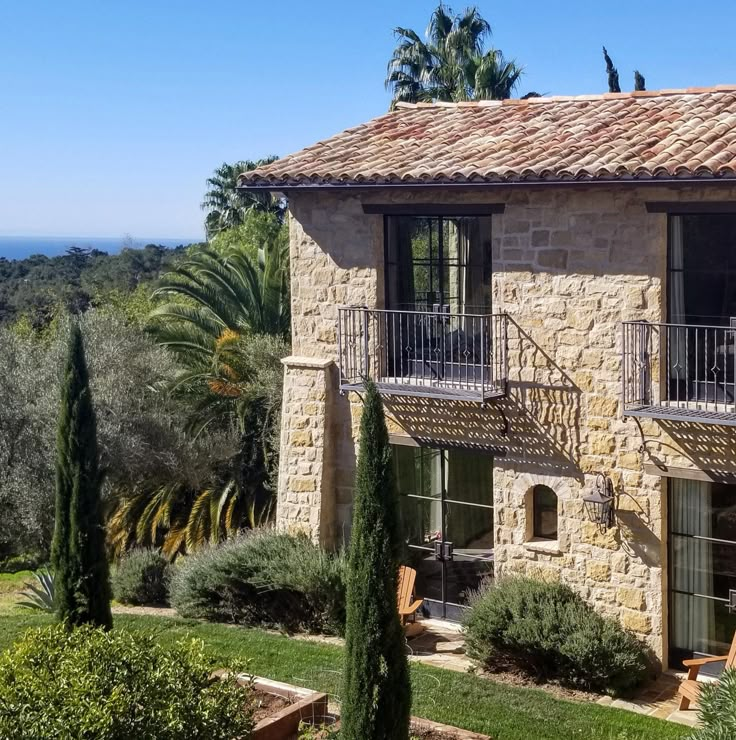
[275,194,382,544]
[277,184,736,665]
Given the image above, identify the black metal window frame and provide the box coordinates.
[392,441,495,619]
[395,443,495,510]
[668,490,736,607]
[382,213,493,312]
[666,211,736,324]
[667,477,736,667]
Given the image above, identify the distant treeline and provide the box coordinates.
[0,244,198,326]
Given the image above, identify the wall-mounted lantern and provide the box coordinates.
[584,474,615,532]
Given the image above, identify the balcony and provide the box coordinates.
[622,321,736,426]
[337,306,508,403]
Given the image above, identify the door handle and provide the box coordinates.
[728,590,736,614]
[434,541,454,561]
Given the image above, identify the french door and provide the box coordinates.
[385,215,491,314]
[392,444,494,619]
[669,478,736,672]
[383,215,493,385]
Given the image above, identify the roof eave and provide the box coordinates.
[237,176,736,193]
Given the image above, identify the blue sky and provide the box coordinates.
[2,0,736,240]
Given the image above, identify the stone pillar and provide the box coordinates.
[276,356,337,548]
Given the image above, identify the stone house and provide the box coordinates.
[239,86,736,669]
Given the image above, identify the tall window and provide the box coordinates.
[669,478,736,666]
[533,485,558,540]
[385,216,492,314]
[666,215,736,405]
[669,214,736,326]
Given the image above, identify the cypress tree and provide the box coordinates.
[634,70,646,91]
[341,381,410,740]
[50,323,112,629]
[603,46,621,93]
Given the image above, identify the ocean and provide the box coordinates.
[0,235,202,260]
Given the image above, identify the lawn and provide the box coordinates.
[0,571,32,595]
[0,571,33,614]
[0,601,690,740]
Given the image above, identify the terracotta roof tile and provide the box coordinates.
[239,87,736,188]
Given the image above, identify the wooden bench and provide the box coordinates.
[398,565,424,637]
[678,631,736,710]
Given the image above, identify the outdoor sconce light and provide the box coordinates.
[584,474,615,532]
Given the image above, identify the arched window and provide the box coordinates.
[533,485,558,540]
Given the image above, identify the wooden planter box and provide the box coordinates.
[248,677,328,740]
[409,715,491,739]
[213,671,328,740]
[300,712,491,739]
[213,670,490,740]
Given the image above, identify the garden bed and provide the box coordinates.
[2,613,689,740]
[409,717,490,739]
[304,715,490,739]
[214,672,328,740]
[214,670,489,739]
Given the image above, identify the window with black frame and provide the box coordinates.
[667,215,736,405]
[393,443,494,618]
[383,215,493,385]
[669,477,736,669]
[385,216,492,314]
[669,215,736,327]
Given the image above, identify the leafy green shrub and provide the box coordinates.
[0,553,44,573]
[170,530,347,634]
[688,668,736,740]
[112,548,171,606]
[463,576,649,695]
[0,624,254,739]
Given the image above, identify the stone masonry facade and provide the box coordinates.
[275,184,736,666]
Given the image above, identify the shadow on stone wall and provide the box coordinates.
[650,420,736,478]
[381,319,584,481]
[327,365,357,548]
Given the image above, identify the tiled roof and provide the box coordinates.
[239,87,736,188]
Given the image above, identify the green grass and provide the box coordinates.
[0,608,690,740]
[0,570,32,595]
[0,571,34,614]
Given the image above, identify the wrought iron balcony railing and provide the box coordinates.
[337,306,508,403]
[622,320,736,426]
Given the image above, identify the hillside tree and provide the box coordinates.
[50,323,112,628]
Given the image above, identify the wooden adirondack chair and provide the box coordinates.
[678,631,736,710]
[398,566,424,637]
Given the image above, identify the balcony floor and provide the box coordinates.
[340,378,506,403]
[625,403,736,427]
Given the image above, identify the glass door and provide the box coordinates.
[669,478,736,672]
[393,444,494,620]
[384,216,492,385]
[668,215,736,404]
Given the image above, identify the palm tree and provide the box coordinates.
[149,242,290,357]
[108,243,290,557]
[386,5,524,107]
[465,48,524,101]
[107,384,280,559]
[202,157,284,238]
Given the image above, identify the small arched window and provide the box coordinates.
[533,485,558,540]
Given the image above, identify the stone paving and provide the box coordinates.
[406,618,473,673]
[595,672,698,728]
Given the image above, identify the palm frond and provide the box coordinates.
[386,4,519,107]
